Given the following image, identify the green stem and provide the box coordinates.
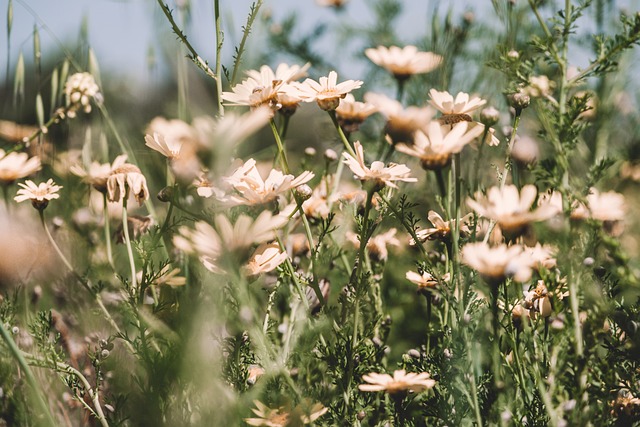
[213,0,224,116]
[328,110,356,157]
[26,354,109,427]
[0,324,57,426]
[230,0,263,85]
[270,119,291,173]
[102,193,115,269]
[156,0,218,81]
[121,195,137,293]
[472,128,489,193]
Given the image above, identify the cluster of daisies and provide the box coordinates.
[1,40,632,425]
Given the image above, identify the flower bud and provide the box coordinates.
[480,107,500,126]
[295,184,313,201]
[157,186,173,202]
[324,149,338,162]
[304,147,317,157]
[507,91,530,112]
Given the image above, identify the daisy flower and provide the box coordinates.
[222,158,314,206]
[571,188,626,222]
[244,242,289,276]
[222,77,283,110]
[365,45,442,80]
[411,210,473,244]
[335,94,378,133]
[284,71,363,111]
[364,92,434,144]
[467,184,559,236]
[343,141,417,191]
[346,228,400,261]
[461,242,534,284]
[14,179,62,211]
[406,270,440,290]
[70,154,128,193]
[395,120,485,170]
[428,89,487,123]
[359,369,436,394]
[0,149,41,184]
[244,400,328,426]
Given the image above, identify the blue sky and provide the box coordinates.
[2,0,459,83]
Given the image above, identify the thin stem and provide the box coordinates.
[230,0,263,85]
[213,0,224,116]
[26,354,109,427]
[472,127,489,193]
[40,210,74,273]
[483,111,522,244]
[270,119,291,173]
[156,0,218,81]
[103,193,115,269]
[40,210,135,354]
[0,324,57,426]
[328,110,356,157]
[121,196,137,293]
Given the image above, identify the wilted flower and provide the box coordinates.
[364,92,434,144]
[64,72,101,118]
[244,400,328,426]
[106,163,150,206]
[395,120,485,170]
[411,210,473,244]
[429,89,487,123]
[71,154,128,193]
[467,185,558,236]
[244,242,288,276]
[523,280,552,318]
[284,71,363,111]
[358,369,436,394]
[222,158,314,206]
[335,94,378,133]
[343,141,417,191]
[461,242,534,284]
[0,149,41,184]
[115,215,154,243]
[14,179,62,211]
[365,45,442,80]
[346,228,400,261]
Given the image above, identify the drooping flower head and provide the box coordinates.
[106,163,150,206]
[243,242,289,276]
[365,45,442,81]
[0,149,41,184]
[14,179,62,211]
[343,142,416,192]
[285,71,363,111]
[70,154,128,194]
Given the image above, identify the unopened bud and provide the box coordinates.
[157,186,173,202]
[480,107,500,126]
[295,184,313,201]
[324,149,338,162]
[304,147,317,157]
[507,50,520,60]
[507,91,530,111]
